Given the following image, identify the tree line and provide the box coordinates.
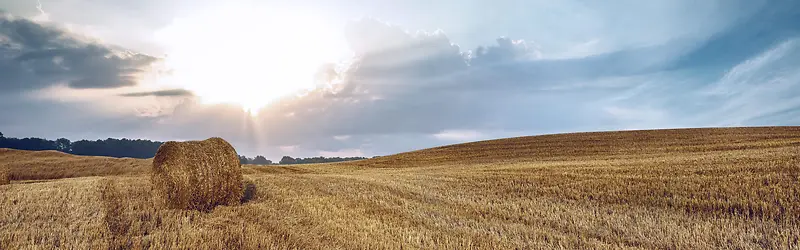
[278,156,369,165]
[0,132,162,158]
[239,155,273,165]
[0,132,369,164]
[238,155,369,165]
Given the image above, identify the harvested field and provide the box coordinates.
[0,166,7,185]
[1,127,799,249]
[0,148,148,181]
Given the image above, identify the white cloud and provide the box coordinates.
[432,130,484,141]
[319,148,365,157]
[279,145,298,153]
[33,0,50,22]
[699,38,800,126]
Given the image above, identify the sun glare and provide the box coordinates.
[155,6,344,112]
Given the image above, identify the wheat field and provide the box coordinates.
[1,127,799,249]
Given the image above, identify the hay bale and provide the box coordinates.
[151,137,243,211]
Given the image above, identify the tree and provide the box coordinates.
[0,133,366,163]
[252,155,272,165]
[238,155,249,165]
[279,156,296,165]
[276,155,367,164]
[13,137,57,151]
[67,138,162,158]
[55,138,71,152]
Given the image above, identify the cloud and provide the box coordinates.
[119,89,194,97]
[698,38,800,126]
[342,18,468,83]
[33,0,50,22]
[433,130,484,142]
[279,145,298,153]
[3,16,691,158]
[668,0,799,71]
[241,19,628,146]
[319,149,364,158]
[333,135,351,141]
[0,15,158,92]
[470,37,540,65]
[242,10,800,153]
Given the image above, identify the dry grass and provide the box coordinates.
[151,137,243,211]
[242,177,258,204]
[0,166,8,185]
[99,178,132,249]
[1,127,799,249]
[0,148,148,181]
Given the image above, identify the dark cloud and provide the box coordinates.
[0,15,158,91]
[119,89,194,97]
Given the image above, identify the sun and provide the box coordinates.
[155,5,344,112]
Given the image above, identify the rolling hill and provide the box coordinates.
[1,127,799,249]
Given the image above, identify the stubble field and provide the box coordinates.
[1,127,799,249]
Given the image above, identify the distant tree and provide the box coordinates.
[276,155,367,164]
[0,133,363,163]
[251,155,272,165]
[279,156,296,165]
[11,137,58,151]
[55,138,71,152]
[70,138,162,158]
[238,155,249,165]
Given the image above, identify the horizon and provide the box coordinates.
[2,0,800,160]
[5,124,798,162]
[0,132,376,161]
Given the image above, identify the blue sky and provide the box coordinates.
[1,0,798,159]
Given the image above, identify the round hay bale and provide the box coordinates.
[151,137,243,211]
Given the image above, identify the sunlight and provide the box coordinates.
[155,5,344,113]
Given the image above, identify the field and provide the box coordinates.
[1,127,799,249]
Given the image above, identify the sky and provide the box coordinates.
[1,0,799,159]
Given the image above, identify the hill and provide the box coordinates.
[0,148,149,181]
[1,127,799,249]
[356,126,800,166]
